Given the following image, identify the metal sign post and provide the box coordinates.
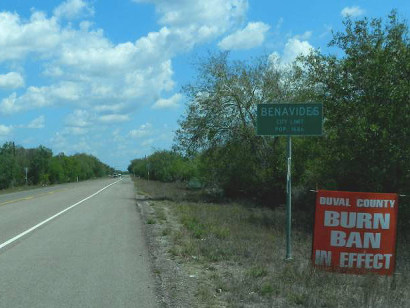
[286,136,292,260]
[256,103,323,260]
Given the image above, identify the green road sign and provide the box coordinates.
[256,103,323,260]
[256,103,323,136]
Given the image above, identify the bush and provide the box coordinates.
[128,150,198,182]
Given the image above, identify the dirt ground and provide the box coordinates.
[136,195,205,307]
[134,179,410,308]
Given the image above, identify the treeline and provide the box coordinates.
[0,142,113,190]
[128,150,197,183]
[129,13,410,210]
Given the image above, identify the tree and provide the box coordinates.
[175,52,294,155]
[174,11,409,205]
[49,154,66,184]
[29,146,53,184]
[0,142,113,190]
[0,142,20,189]
[128,151,197,182]
[298,11,410,193]
[174,52,309,201]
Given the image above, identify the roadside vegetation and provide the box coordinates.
[0,142,113,190]
[129,11,410,225]
[135,178,410,307]
[129,12,410,307]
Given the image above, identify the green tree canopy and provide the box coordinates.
[298,10,410,193]
[0,142,113,189]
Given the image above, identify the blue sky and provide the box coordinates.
[0,0,408,170]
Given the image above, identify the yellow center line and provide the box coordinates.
[0,197,33,206]
[0,188,69,207]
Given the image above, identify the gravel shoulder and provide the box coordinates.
[136,195,203,308]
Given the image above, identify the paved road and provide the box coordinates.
[0,177,158,308]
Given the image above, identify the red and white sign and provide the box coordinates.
[312,190,398,275]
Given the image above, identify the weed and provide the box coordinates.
[288,291,309,306]
[171,230,184,243]
[155,207,167,222]
[134,178,410,308]
[259,283,274,297]
[168,246,181,257]
[180,214,207,239]
[209,225,230,239]
[195,284,215,306]
[247,266,268,278]
[161,227,171,236]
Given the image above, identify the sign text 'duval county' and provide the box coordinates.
[312,190,398,275]
[256,103,323,136]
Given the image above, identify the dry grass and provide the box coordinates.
[134,178,204,202]
[134,177,410,307]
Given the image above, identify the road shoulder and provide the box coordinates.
[136,194,202,308]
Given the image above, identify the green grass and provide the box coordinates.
[155,207,167,222]
[247,266,268,278]
[260,283,275,297]
[161,227,171,236]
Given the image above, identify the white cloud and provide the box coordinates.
[27,116,45,129]
[63,110,132,135]
[64,127,88,135]
[268,52,281,67]
[152,93,182,109]
[275,17,284,33]
[43,65,64,77]
[0,10,176,114]
[283,38,313,63]
[341,6,365,18]
[112,128,125,143]
[59,40,138,75]
[0,11,62,62]
[93,103,127,113]
[0,124,13,136]
[129,123,153,138]
[141,138,155,147]
[0,1,250,117]
[54,0,94,20]
[65,109,92,127]
[0,82,83,114]
[0,93,20,114]
[51,131,93,152]
[98,114,131,124]
[0,72,24,89]
[50,132,69,151]
[134,0,248,29]
[268,36,314,69]
[293,31,312,41]
[132,0,249,53]
[218,22,270,50]
[0,0,254,168]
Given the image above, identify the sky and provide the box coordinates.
[0,0,409,170]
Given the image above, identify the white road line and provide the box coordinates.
[0,179,123,251]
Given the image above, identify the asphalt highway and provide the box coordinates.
[0,177,158,308]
